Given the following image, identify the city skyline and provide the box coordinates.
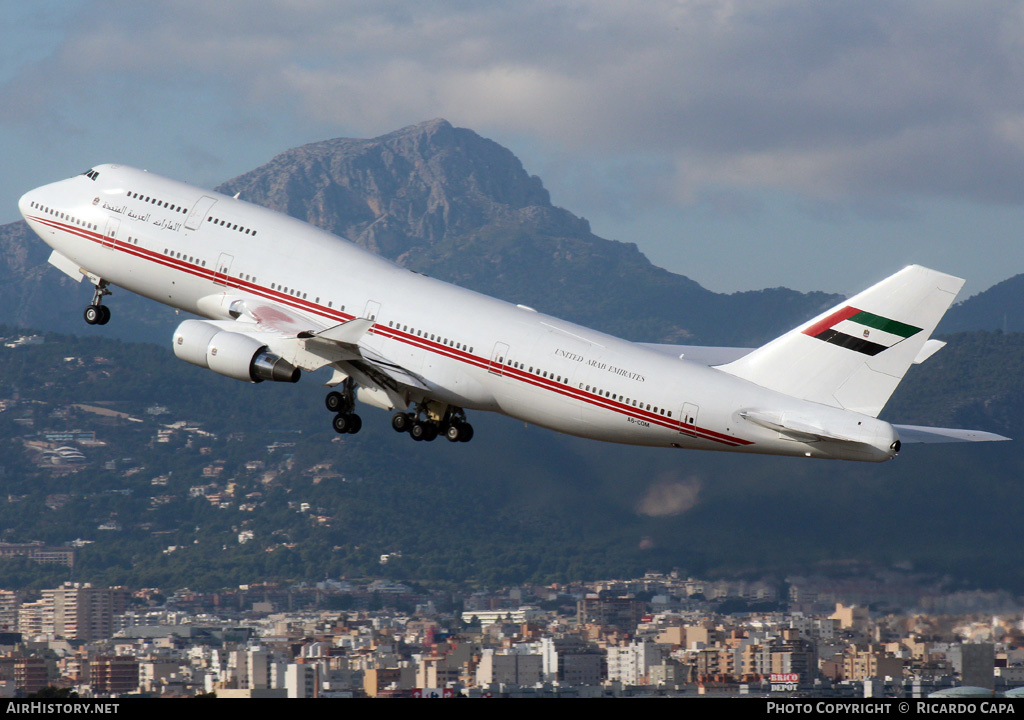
[0,572,1021,697]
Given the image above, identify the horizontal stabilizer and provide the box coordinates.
[913,339,946,364]
[894,424,1010,444]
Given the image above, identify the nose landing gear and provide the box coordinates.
[84,280,111,326]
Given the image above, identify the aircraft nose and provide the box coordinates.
[17,191,33,221]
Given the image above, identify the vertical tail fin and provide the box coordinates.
[717,265,964,417]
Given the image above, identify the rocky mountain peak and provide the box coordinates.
[217,118,573,259]
[2,120,843,345]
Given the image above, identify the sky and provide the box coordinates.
[3,0,1024,298]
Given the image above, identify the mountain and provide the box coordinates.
[0,326,1022,593]
[941,274,1024,334]
[214,119,842,344]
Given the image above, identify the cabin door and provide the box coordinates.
[680,402,699,436]
[185,196,217,231]
[214,253,233,286]
[489,342,510,376]
[102,217,120,249]
[363,300,381,321]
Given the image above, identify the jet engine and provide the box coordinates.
[172,319,300,383]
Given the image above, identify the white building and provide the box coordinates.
[606,640,664,686]
[285,663,318,698]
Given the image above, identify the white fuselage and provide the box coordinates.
[18,165,899,461]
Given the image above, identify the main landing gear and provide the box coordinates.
[324,381,474,443]
[391,405,474,443]
[84,280,111,326]
[325,379,362,435]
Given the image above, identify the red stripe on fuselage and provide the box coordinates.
[35,214,752,448]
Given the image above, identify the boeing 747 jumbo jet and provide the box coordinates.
[18,165,1007,461]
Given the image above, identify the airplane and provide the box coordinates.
[18,164,1008,462]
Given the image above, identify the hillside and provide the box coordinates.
[0,327,1018,591]
[941,274,1024,334]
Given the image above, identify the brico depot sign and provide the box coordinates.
[770,673,800,692]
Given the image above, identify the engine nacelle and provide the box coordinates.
[172,319,300,383]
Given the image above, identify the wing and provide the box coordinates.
[197,297,427,410]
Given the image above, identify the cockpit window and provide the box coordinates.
[80,169,100,181]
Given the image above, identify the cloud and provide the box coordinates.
[6,0,1024,206]
[635,475,702,517]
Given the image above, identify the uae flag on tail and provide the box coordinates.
[801,306,922,356]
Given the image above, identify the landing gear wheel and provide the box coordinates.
[332,413,362,434]
[84,279,112,326]
[346,413,362,434]
[325,391,344,413]
[444,421,474,443]
[392,413,412,433]
[411,422,437,442]
[445,423,466,442]
[332,413,350,434]
[84,305,102,325]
